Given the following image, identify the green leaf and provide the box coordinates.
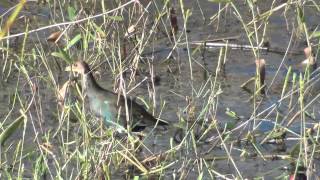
[197,172,203,180]
[225,108,240,120]
[106,16,123,21]
[0,116,24,145]
[268,128,286,139]
[0,0,26,38]
[224,121,236,130]
[51,49,72,63]
[297,6,305,23]
[34,156,46,180]
[92,22,106,37]
[311,31,320,38]
[64,34,82,51]
[67,6,77,21]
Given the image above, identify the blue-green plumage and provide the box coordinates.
[67,61,168,132]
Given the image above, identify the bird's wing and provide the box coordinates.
[118,95,167,127]
[97,89,167,127]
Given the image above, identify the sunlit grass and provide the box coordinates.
[0,0,319,179]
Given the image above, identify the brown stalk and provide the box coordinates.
[255,59,266,94]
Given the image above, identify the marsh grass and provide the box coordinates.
[0,0,320,179]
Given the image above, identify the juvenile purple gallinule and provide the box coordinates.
[65,61,168,132]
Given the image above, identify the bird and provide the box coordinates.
[65,60,168,132]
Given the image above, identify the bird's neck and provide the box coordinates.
[82,72,100,94]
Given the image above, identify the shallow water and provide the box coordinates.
[1,0,320,179]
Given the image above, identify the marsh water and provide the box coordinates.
[0,0,320,179]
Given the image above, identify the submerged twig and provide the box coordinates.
[187,42,303,55]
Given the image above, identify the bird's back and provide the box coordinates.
[87,86,167,131]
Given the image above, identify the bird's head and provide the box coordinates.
[65,61,91,74]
